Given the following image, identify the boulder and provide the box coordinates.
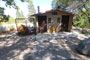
[77,38,90,55]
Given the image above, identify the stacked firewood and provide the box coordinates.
[17,25,31,35]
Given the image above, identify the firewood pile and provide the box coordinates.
[17,25,31,35]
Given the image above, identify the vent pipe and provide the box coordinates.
[37,6,40,13]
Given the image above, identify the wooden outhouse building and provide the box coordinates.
[32,9,74,33]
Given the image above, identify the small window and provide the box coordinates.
[57,17,60,23]
[48,18,51,23]
[52,12,57,15]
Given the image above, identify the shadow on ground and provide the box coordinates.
[26,34,90,60]
[0,33,90,60]
[0,34,35,60]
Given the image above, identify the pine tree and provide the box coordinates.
[28,0,36,16]
[16,8,25,18]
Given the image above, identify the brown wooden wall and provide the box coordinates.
[35,10,73,33]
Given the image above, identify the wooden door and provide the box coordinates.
[38,16,47,33]
[61,15,69,31]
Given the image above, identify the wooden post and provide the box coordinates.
[25,18,28,27]
[68,15,73,32]
[15,19,18,32]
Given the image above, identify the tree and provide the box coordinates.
[73,0,90,28]
[0,7,4,15]
[1,0,29,8]
[52,0,90,28]
[0,7,10,22]
[28,0,36,16]
[0,0,28,22]
[52,0,90,13]
[52,0,71,10]
[16,8,25,18]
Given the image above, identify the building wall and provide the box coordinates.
[35,10,73,33]
[46,13,61,33]
[44,11,71,33]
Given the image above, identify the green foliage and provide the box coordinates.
[0,7,4,14]
[16,9,25,18]
[74,11,90,28]
[52,0,90,28]
[52,0,70,10]
[8,17,15,24]
[74,17,84,28]
[8,17,25,24]
[0,0,28,22]
[15,20,25,23]
[2,0,28,8]
[0,17,25,24]
[0,15,10,22]
[0,7,4,22]
[28,0,36,16]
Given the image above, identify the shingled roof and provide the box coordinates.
[31,9,74,16]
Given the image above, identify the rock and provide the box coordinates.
[50,40,58,44]
[68,34,78,38]
[77,38,90,55]
[33,41,39,46]
[60,35,65,38]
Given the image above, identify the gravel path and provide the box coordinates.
[0,32,90,60]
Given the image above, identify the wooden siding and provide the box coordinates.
[35,10,73,33]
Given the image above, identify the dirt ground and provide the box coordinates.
[0,30,90,60]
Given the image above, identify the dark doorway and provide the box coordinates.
[38,16,47,33]
[61,15,69,31]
